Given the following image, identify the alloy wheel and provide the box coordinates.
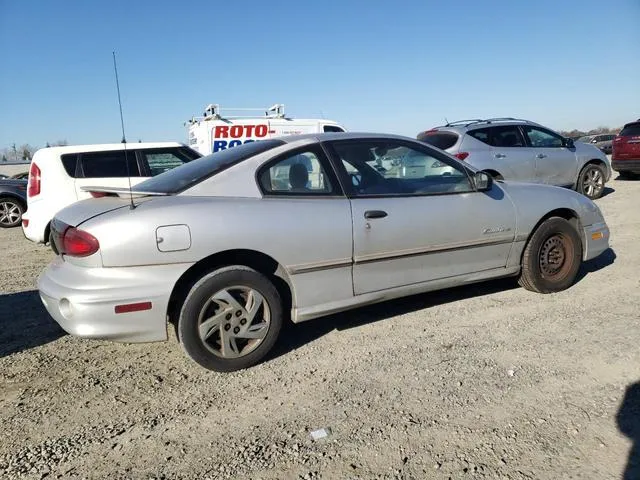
[582,167,604,198]
[0,200,21,226]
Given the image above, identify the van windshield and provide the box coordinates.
[134,140,285,194]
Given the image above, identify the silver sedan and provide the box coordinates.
[37,133,611,372]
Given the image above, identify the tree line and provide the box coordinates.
[558,126,622,140]
[1,140,68,163]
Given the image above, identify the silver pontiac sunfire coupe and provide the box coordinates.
[38,132,610,372]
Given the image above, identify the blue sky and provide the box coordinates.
[1,0,639,150]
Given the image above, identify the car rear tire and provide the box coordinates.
[0,197,24,228]
[177,266,283,372]
[577,164,605,199]
[518,217,583,294]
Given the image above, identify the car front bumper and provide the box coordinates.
[611,159,640,173]
[583,221,610,261]
[37,257,193,343]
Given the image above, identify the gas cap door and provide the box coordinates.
[156,225,191,252]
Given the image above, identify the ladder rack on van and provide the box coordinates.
[186,103,287,125]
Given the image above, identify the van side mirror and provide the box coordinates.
[474,171,493,191]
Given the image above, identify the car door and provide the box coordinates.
[521,125,578,187]
[73,149,147,200]
[326,138,517,296]
[469,126,535,181]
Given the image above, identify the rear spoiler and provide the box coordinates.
[80,186,170,197]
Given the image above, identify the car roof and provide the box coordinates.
[35,141,185,156]
[429,118,546,132]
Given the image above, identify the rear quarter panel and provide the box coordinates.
[80,195,355,310]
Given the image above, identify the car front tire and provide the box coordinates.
[518,217,583,294]
[177,266,283,372]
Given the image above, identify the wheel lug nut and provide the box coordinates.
[235,311,242,317]
[224,324,231,330]
[240,319,246,325]
[225,314,232,320]
[233,327,240,334]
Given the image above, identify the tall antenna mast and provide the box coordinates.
[112,51,135,209]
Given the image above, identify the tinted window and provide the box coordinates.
[620,124,640,136]
[259,150,334,195]
[417,131,459,149]
[139,147,201,176]
[468,128,492,145]
[134,139,285,194]
[332,140,473,196]
[323,125,345,133]
[61,154,78,177]
[490,126,526,147]
[469,126,525,147]
[80,151,141,178]
[522,126,563,148]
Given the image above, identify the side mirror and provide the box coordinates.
[474,171,493,191]
[564,137,575,148]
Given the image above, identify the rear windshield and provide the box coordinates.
[619,123,640,137]
[133,139,285,194]
[417,131,458,150]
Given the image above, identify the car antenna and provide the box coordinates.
[112,51,135,210]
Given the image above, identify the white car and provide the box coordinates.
[22,142,201,243]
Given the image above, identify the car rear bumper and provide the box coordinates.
[583,221,610,262]
[37,257,193,343]
[21,203,51,243]
[611,159,640,173]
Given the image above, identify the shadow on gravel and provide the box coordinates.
[574,247,616,284]
[0,290,65,358]
[617,381,640,480]
[271,248,616,361]
[600,186,615,198]
[270,277,518,361]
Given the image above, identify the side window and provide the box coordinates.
[139,148,199,176]
[468,127,492,145]
[332,140,473,196]
[523,126,564,148]
[79,151,141,178]
[489,126,525,147]
[323,125,345,133]
[60,154,78,178]
[259,150,334,195]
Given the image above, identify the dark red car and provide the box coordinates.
[612,120,640,178]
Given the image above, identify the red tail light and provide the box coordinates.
[90,191,108,198]
[455,152,469,161]
[28,163,41,197]
[62,227,100,257]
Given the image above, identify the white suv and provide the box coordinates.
[22,142,201,243]
[417,118,612,200]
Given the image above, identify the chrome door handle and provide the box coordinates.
[536,153,547,159]
[495,153,506,158]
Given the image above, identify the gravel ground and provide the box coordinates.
[1,177,639,480]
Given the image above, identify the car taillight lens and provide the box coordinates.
[90,191,108,198]
[455,152,469,161]
[28,163,41,197]
[62,227,100,257]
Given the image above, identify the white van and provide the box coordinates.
[187,103,347,155]
[22,142,201,243]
